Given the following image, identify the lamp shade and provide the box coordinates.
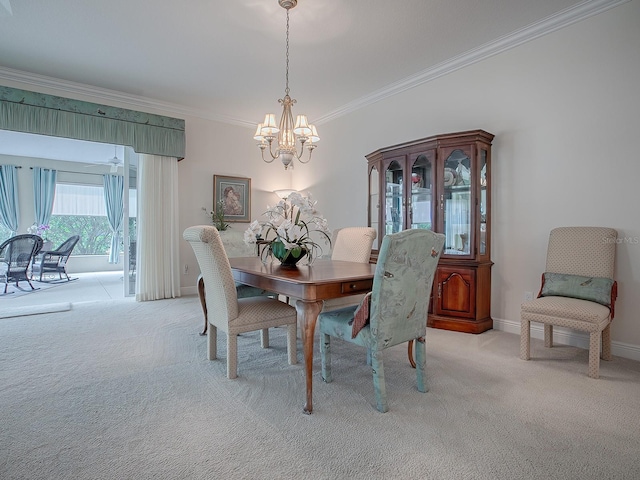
[293,115,312,136]
[253,123,265,141]
[274,189,297,199]
[261,114,279,135]
[307,124,320,143]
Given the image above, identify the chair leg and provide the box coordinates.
[261,328,269,348]
[544,324,553,348]
[197,276,207,335]
[601,324,612,361]
[321,333,332,383]
[371,350,388,413]
[207,324,217,360]
[227,333,238,379]
[588,331,601,379]
[520,319,531,360]
[287,323,297,365]
[415,337,428,393]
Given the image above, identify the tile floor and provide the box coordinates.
[0,271,130,308]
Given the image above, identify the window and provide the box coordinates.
[0,223,10,241]
[48,183,136,255]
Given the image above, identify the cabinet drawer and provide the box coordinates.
[341,279,373,294]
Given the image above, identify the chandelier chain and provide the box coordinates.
[285,9,290,96]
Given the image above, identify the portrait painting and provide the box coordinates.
[213,175,251,222]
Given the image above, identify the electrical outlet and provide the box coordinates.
[524,291,533,302]
[183,264,189,275]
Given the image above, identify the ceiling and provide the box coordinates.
[0,0,620,163]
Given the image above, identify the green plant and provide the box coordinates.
[202,201,230,231]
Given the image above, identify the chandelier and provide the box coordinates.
[254,0,319,170]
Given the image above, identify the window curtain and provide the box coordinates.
[0,164,19,235]
[103,174,124,264]
[32,167,57,229]
[136,154,180,301]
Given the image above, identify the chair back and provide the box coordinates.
[53,235,80,256]
[369,229,445,348]
[546,227,617,278]
[0,234,43,268]
[331,227,377,263]
[183,226,239,325]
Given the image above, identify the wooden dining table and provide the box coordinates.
[229,257,376,414]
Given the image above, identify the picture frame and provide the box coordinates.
[213,175,251,223]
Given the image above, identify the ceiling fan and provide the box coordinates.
[85,145,122,173]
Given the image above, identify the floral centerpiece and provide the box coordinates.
[27,223,50,237]
[244,192,331,266]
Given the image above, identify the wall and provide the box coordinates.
[177,116,290,292]
[294,1,640,358]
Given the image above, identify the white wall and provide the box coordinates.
[177,116,292,290]
[294,1,640,356]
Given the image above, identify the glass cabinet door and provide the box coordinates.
[479,149,488,256]
[385,159,404,235]
[369,165,380,250]
[410,153,433,231]
[442,148,472,256]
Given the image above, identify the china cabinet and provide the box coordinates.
[366,130,493,333]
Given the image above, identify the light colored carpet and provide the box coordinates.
[0,302,71,319]
[1,296,639,480]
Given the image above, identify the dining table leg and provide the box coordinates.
[295,299,324,414]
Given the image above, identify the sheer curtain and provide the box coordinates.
[103,174,124,264]
[0,165,20,235]
[32,167,57,228]
[136,154,180,301]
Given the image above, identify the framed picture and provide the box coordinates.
[213,175,251,223]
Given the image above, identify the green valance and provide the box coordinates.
[0,86,185,159]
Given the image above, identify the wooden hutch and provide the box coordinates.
[366,129,494,334]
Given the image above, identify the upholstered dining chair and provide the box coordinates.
[318,229,445,412]
[320,227,377,312]
[0,234,44,293]
[184,225,297,379]
[196,228,274,335]
[520,226,618,378]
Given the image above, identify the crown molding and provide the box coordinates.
[0,0,629,128]
[314,0,631,125]
[0,66,254,128]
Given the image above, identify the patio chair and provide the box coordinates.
[0,234,44,293]
[31,235,80,282]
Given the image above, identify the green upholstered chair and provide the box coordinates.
[520,226,618,378]
[318,229,445,412]
[184,225,297,379]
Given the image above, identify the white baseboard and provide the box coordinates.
[181,286,198,296]
[493,317,640,362]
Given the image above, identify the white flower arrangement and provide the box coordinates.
[244,192,331,264]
